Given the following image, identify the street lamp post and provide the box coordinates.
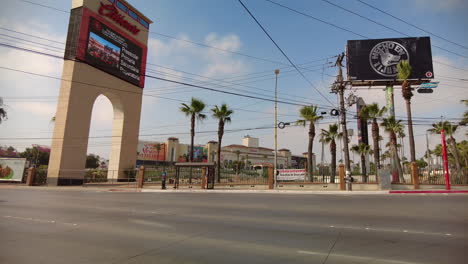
[274,69,279,189]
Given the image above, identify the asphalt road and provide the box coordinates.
[1,188,467,264]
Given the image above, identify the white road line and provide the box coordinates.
[297,250,422,264]
[2,215,78,227]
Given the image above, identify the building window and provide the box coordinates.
[116,1,127,12]
[139,17,149,29]
[128,9,138,21]
[170,148,174,162]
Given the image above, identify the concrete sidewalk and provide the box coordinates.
[2,184,468,195]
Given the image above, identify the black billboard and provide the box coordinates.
[84,17,143,87]
[347,37,434,81]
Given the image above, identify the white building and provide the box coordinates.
[210,136,292,169]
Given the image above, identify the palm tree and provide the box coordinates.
[180,98,206,183]
[429,121,464,181]
[351,143,371,182]
[460,99,468,126]
[397,60,416,163]
[0,97,7,124]
[297,105,323,182]
[211,104,233,183]
[381,117,405,182]
[180,98,207,162]
[320,124,342,183]
[359,103,387,175]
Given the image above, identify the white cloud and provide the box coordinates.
[147,32,249,82]
[10,102,56,118]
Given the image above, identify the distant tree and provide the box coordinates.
[381,117,405,182]
[320,123,342,183]
[0,146,18,157]
[460,100,468,126]
[351,143,371,182]
[19,146,50,167]
[0,97,7,124]
[297,105,323,182]
[180,98,206,163]
[359,103,387,175]
[429,121,464,181]
[180,98,206,183]
[86,154,100,169]
[416,158,428,169]
[211,104,233,182]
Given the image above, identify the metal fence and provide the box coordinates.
[418,168,468,185]
[8,165,467,187]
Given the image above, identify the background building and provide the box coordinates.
[136,135,300,169]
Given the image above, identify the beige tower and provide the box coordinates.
[48,0,152,185]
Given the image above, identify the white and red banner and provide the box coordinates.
[277,169,306,181]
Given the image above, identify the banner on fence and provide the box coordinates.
[278,169,306,181]
[0,158,26,182]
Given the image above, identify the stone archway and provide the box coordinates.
[47,61,143,185]
[47,0,151,185]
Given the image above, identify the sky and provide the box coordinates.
[0,0,467,164]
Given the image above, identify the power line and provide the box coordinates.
[237,0,335,106]
[0,29,337,104]
[18,0,69,13]
[318,0,468,59]
[355,0,468,51]
[264,0,367,38]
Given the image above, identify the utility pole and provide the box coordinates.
[274,69,279,189]
[332,53,351,175]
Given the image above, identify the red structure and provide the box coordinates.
[441,130,451,190]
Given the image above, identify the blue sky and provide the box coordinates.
[0,0,467,162]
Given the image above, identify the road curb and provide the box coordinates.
[389,190,468,194]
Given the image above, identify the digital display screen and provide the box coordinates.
[85,17,143,87]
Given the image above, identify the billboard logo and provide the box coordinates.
[98,2,140,35]
[369,41,409,77]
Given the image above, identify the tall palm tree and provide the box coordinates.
[381,117,405,182]
[180,98,206,183]
[211,104,233,183]
[429,121,464,181]
[351,143,371,182]
[359,103,387,175]
[180,98,207,162]
[320,124,342,183]
[397,60,416,163]
[297,105,323,182]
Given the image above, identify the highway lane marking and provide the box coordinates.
[326,224,457,237]
[2,215,79,226]
[297,250,422,264]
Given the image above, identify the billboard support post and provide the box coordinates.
[385,85,395,117]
